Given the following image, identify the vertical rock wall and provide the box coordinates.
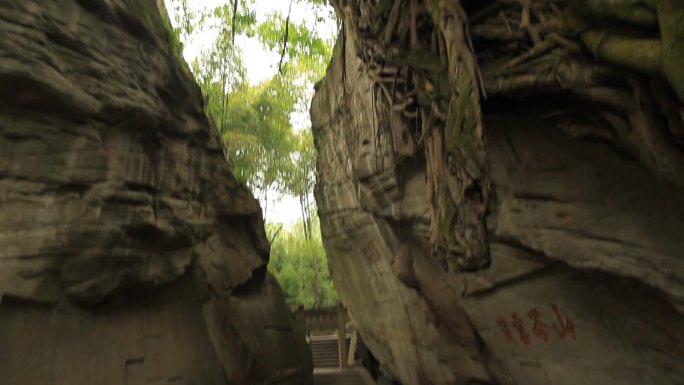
[312,28,684,385]
[0,1,311,384]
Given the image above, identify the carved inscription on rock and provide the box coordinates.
[370,275,392,303]
[496,304,576,345]
[365,240,382,266]
[364,240,393,302]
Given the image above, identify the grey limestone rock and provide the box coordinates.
[0,1,311,384]
[312,21,684,385]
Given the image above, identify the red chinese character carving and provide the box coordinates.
[551,304,576,341]
[496,316,515,344]
[511,313,531,345]
[527,308,550,343]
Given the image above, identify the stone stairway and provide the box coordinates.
[310,335,340,368]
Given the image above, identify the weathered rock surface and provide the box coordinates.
[0,1,311,384]
[312,2,684,384]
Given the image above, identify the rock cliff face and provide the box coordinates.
[312,1,684,384]
[0,1,310,384]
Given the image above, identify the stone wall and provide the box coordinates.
[0,1,311,384]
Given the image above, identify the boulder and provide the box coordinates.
[0,1,311,384]
[312,1,684,384]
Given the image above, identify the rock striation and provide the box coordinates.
[312,1,684,384]
[0,1,311,384]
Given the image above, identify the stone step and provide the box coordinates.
[311,347,338,353]
[313,353,338,358]
[313,361,339,368]
[311,338,340,368]
[311,345,338,349]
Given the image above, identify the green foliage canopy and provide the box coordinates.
[267,218,338,308]
[164,0,338,308]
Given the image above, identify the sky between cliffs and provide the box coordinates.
[164,0,337,225]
